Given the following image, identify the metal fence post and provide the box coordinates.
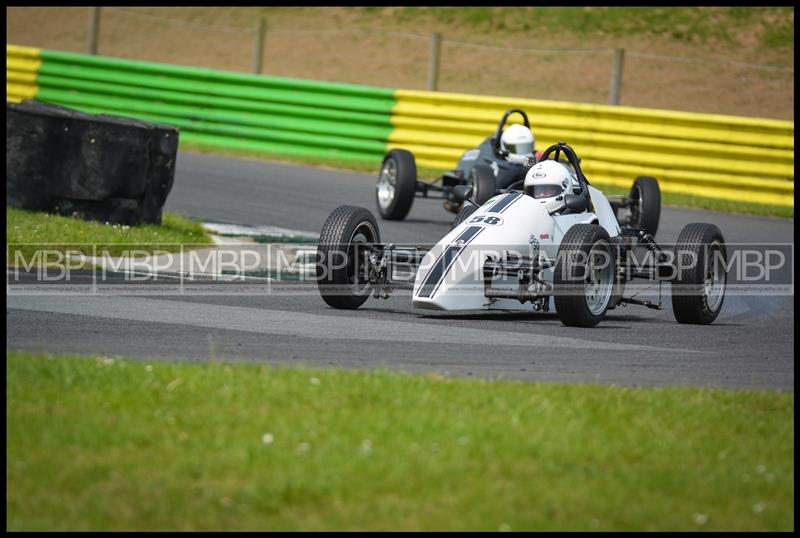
[252,18,266,74]
[609,48,625,105]
[87,7,101,55]
[427,32,442,92]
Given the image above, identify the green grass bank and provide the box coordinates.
[6,206,212,262]
[7,352,793,531]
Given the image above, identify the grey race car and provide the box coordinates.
[374,108,661,238]
[375,109,539,221]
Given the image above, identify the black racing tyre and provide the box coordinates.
[451,203,478,230]
[628,176,661,237]
[376,149,417,220]
[553,224,617,327]
[469,164,497,206]
[671,223,727,325]
[316,205,381,309]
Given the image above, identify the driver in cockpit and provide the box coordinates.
[523,160,583,215]
[498,123,536,165]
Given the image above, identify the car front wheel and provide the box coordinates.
[376,149,417,220]
[316,205,381,309]
[553,224,617,327]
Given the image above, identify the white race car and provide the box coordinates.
[316,142,727,327]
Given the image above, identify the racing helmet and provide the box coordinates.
[500,123,535,164]
[523,160,578,213]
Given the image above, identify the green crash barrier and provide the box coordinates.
[7,45,396,164]
[6,44,795,207]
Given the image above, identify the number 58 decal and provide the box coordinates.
[468,215,503,226]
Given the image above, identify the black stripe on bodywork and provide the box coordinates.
[487,192,522,213]
[417,245,461,299]
[417,194,522,299]
[417,226,483,298]
[453,224,483,244]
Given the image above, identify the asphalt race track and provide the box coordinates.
[7,152,795,390]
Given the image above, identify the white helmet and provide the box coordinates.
[523,160,578,213]
[500,123,535,164]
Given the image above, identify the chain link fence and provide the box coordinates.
[8,7,794,119]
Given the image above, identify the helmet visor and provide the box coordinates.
[505,141,533,155]
[527,183,563,199]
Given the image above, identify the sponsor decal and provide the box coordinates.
[539,233,550,240]
[528,235,540,259]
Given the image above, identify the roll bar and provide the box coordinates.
[538,141,591,194]
[536,141,594,213]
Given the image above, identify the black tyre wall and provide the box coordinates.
[6,100,178,225]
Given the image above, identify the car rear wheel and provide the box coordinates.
[316,205,381,309]
[671,223,727,324]
[376,149,417,220]
[626,176,661,237]
[553,224,616,327]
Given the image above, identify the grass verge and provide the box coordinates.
[7,206,212,262]
[180,143,793,219]
[390,7,794,50]
[7,351,794,531]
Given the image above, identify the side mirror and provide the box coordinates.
[452,185,474,203]
[564,194,588,212]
